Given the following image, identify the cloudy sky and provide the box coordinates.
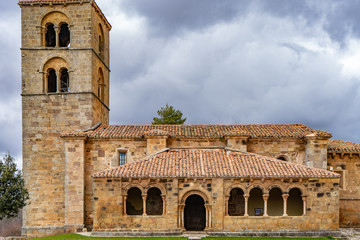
[1,0,360,167]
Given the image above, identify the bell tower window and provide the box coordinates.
[59,23,70,47]
[98,24,105,59]
[45,24,56,47]
[60,68,69,92]
[43,57,69,93]
[41,12,70,47]
[98,68,105,101]
[47,69,57,93]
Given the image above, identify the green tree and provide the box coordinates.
[0,154,29,220]
[152,104,187,125]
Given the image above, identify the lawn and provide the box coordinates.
[31,233,341,240]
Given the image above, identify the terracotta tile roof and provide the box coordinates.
[93,148,339,179]
[63,124,332,139]
[19,0,88,3]
[328,140,360,153]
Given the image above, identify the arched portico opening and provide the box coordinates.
[184,194,206,231]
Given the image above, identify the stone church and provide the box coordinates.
[19,0,360,238]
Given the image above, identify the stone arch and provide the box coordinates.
[181,190,210,204]
[58,22,70,47]
[276,154,290,161]
[146,187,163,215]
[248,187,264,216]
[247,184,267,194]
[122,183,145,195]
[184,194,206,231]
[287,187,303,216]
[43,57,69,93]
[97,68,105,101]
[225,184,246,196]
[145,184,166,195]
[59,67,69,92]
[267,187,283,216]
[228,188,245,216]
[98,23,105,58]
[266,184,286,193]
[126,187,143,215]
[40,11,70,47]
[286,184,307,196]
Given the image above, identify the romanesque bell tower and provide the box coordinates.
[19,0,111,237]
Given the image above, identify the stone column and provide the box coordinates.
[123,195,127,215]
[244,194,249,216]
[282,193,289,216]
[179,204,185,230]
[302,196,307,216]
[263,194,269,216]
[142,194,147,216]
[225,195,229,216]
[44,72,48,93]
[55,25,59,47]
[162,195,166,215]
[56,69,61,93]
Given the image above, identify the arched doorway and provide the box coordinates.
[184,194,206,231]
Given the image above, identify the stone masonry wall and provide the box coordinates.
[92,177,339,232]
[84,139,147,228]
[22,93,104,237]
[328,153,360,227]
[93,178,179,232]
[247,139,306,165]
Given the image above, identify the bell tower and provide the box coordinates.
[19,0,111,237]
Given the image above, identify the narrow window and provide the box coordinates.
[248,188,264,216]
[60,68,69,92]
[228,188,245,216]
[47,69,57,93]
[119,152,126,165]
[59,23,70,47]
[268,188,283,216]
[98,68,105,101]
[287,188,303,216]
[45,24,56,47]
[126,187,143,215]
[98,24,105,59]
[146,187,163,215]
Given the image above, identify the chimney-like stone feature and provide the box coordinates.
[305,131,332,170]
[225,130,250,152]
[145,129,169,155]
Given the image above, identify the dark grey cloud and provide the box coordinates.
[1,0,360,168]
[120,0,249,36]
[324,1,360,43]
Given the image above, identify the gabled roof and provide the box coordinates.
[63,123,331,139]
[93,148,339,179]
[328,140,360,153]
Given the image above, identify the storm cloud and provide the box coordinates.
[1,0,359,167]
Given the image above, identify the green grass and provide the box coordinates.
[31,234,342,240]
[31,234,186,240]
